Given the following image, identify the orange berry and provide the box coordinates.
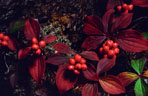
[113,42,118,48]
[0,33,4,39]
[74,54,82,62]
[81,64,88,71]
[117,5,122,12]
[103,45,110,53]
[39,41,46,48]
[31,44,39,50]
[73,69,80,75]
[35,49,41,55]
[80,58,86,64]
[75,63,82,69]
[114,48,120,54]
[3,36,9,41]
[128,4,134,11]
[122,3,128,10]
[32,37,38,44]
[68,65,74,70]
[108,50,115,57]
[2,41,8,46]
[69,58,76,65]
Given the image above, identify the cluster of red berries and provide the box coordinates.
[68,54,88,75]
[99,40,119,59]
[116,3,134,14]
[31,37,46,55]
[0,33,9,47]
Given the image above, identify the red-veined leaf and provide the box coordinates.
[53,43,74,54]
[115,29,148,52]
[106,0,122,10]
[82,83,98,96]
[143,70,148,78]
[24,18,40,40]
[46,53,68,66]
[7,36,18,50]
[83,66,99,81]
[99,75,125,94]
[80,51,99,61]
[118,72,139,86]
[83,16,104,35]
[81,36,106,50]
[56,64,77,94]
[132,0,148,7]
[111,13,133,33]
[18,47,31,60]
[44,35,56,43]
[28,55,45,84]
[102,9,114,33]
[97,58,115,75]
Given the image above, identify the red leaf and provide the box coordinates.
[106,0,123,10]
[28,55,45,84]
[102,9,114,33]
[97,58,115,75]
[18,47,31,60]
[7,36,18,50]
[115,29,148,52]
[132,0,148,7]
[82,83,98,96]
[53,43,74,54]
[83,16,104,35]
[46,53,68,66]
[83,66,99,81]
[56,64,77,94]
[80,51,99,61]
[44,35,56,43]
[99,75,125,94]
[81,36,106,50]
[111,13,133,33]
[24,18,40,40]
[118,72,139,86]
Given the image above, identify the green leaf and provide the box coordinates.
[142,32,148,39]
[10,21,25,33]
[134,78,148,96]
[131,57,147,74]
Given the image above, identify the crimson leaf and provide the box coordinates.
[7,36,18,50]
[80,51,99,61]
[82,83,98,96]
[132,0,148,7]
[28,55,45,84]
[44,35,56,43]
[18,47,31,60]
[106,0,123,10]
[56,64,77,94]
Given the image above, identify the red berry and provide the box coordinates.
[0,40,2,44]
[74,54,82,62]
[81,64,88,71]
[68,65,74,70]
[122,3,128,10]
[103,45,110,53]
[0,33,4,39]
[117,5,122,12]
[113,55,117,59]
[39,40,46,48]
[114,48,120,54]
[123,10,128,14]
[128,4,134,11]
[80,58,86,64]
[32,37,38,44]
[99,47,103,53]
[35,49,41,55]
[2,41,8,46]
[106,40,113,47]
[73,69,80,75]
[108,50,115,57]
[31,44,39,50]
[3,36,9,41]
[113,42,118,48]
[103,54,108,58]
[75,63,82,69]
[69,58,76,65]
[103,43,106,47]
